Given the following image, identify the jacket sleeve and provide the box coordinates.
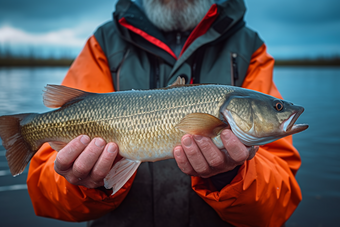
[27,35,136,222]
[191,44,302,227]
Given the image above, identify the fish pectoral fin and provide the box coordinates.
[49,141,68,152]
[176,113,228,137]
[43,85,94,108]
[104,158,141,195]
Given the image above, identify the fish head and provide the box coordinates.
[220,90,308,146]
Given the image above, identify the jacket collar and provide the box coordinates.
[113,0,246,64]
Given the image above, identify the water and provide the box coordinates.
[274,67,340,227]
[0,67,84,227]
[0,67,339,226]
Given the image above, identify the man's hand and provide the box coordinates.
[54,135,118,188]
[173,129,259,178]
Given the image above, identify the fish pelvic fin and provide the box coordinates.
[104,158,141,195]
[43,85,94,108]
[0,113,38,176]
[176,113,229,137]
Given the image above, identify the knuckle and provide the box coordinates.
[229,147,248,163]
[176,161,189,173]
[102,152,115,163]
[55,154,67,166]
[73,163,89,177]
[92,170,107,180]
[195,165,209,175]
[176,157,187,167]
[86,182,97,189]
[86,146,102,157]
[186,147,199,157]
[67,176,79,185]
[182,168,196,176]
[181,166,193,175]
[209,156,224,168]
[198,142,211,152]
[175,159,195,176]
[200,173,211,178]
[233,154,247,163]
[54,164,63,175]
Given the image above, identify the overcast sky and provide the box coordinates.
[0,0,339,59]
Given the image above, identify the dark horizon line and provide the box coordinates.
[0,56,340,67]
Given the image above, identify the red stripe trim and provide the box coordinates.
[119,17,177,59]
[180,4,219,58]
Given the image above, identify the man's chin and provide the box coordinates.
[143,0,214,32]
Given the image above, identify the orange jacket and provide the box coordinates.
[27,36,302,226]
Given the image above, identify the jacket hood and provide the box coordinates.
[118,0,247,33]
[113,0,247,64]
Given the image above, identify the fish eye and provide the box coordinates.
[274,101,284,111]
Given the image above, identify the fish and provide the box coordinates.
[0,81,308,194]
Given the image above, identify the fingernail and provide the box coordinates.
[80,135,90,145]
[193,135,202,141]
[174,147,181,157]
[108,143,117,153]
[95,138,105,148]
[182,136,192,147]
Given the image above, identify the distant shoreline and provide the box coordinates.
[0,58,74,67]
[0,57,339,67]
[274,58,340,67]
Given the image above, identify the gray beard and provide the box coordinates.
[143,0,214,32]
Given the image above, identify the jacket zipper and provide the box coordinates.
[230,53,238,86]
[149,55,160,89]
[116,49,130,91]
[192,48,206,84]
[176,33,181,45]
[155,58,160,88]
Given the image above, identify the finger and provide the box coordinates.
[193,135,225,170]
[247,145,259,160]
[181,135,210,177]
[91,143,118,182]
[220,129,249,163]
[173,146,197,176]
[55,135,90,172]
[72,138,106,179]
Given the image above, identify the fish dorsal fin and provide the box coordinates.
[176,113,229,137]
[43,85,92,108]
[170,76,186,86]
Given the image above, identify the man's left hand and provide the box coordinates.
[173,129,259,178]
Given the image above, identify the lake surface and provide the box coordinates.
[0,66,339,226]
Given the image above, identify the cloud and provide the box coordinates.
[0,26,85,47]
[0,0,339,59]
[0,0,116,33]
[0,25,88,58]
[244,0,340,58]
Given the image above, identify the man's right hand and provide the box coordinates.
[54,135,118,188]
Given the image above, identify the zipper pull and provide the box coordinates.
[176,33,181,45]
[231,53,238,86]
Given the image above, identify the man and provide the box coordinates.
[27,0,302,226]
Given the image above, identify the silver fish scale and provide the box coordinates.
[21,85,233,161]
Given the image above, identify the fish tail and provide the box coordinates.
[0,113,38,176]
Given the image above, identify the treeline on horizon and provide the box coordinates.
[0,52,340,67]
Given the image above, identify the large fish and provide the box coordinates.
[0,81,308,194]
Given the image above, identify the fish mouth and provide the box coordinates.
[281,108,309,134]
